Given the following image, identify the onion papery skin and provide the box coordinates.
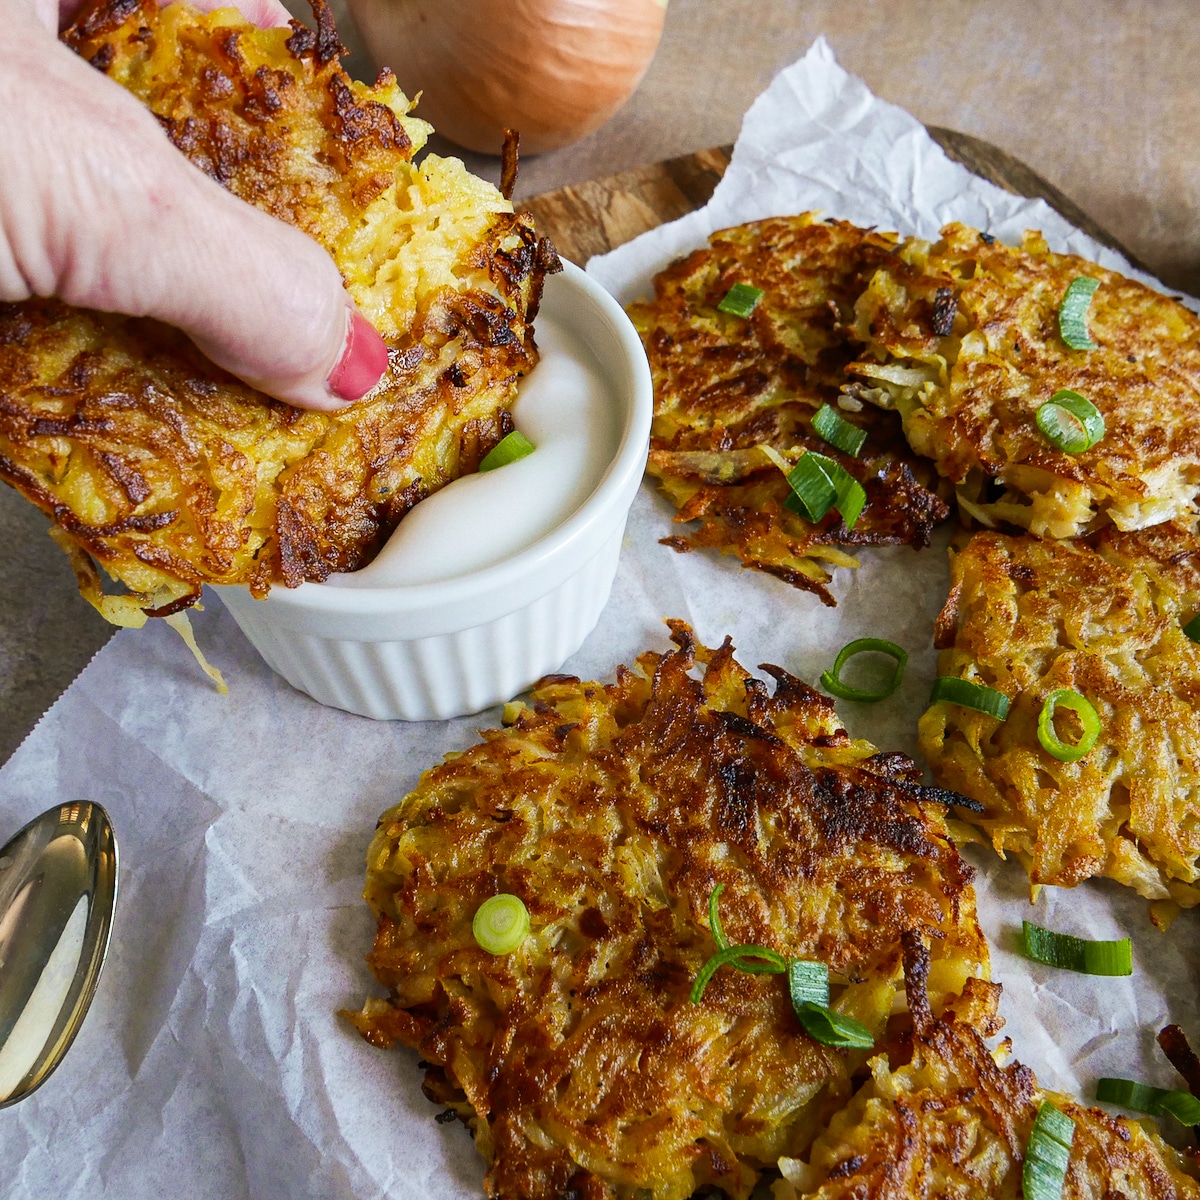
[347,0,668,155]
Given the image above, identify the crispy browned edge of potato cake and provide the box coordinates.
[918,523,1200,928]
[628,215,949,607]
[344,622,989,1200]
[0,0,560,622]
[785,935,1200,1198]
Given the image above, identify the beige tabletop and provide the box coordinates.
[1,0,1196,765]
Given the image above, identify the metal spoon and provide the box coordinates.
[0,802,118,1107]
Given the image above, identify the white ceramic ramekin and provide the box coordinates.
[216,261,651,721]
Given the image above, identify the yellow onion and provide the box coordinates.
[346,0,669,155]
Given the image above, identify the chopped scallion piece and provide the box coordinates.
[832,470,868,530]
[696,889,872,1050]
[786,959,831,1009]
[717,282,764,319]
[783,453,837,523]
[1096,1078,1200,1125]
[1036,389,1105,454]
[728,954,789,976]
[708,883,730,951]
[821,638,907,703]
[1183,614,1200,643]
[929,676,1010,719]
[793,1002,874,1050]
[782,452,867,530]
[692,885,790,1002]
[1157,1090,1200,1126]
[812,404,868,457]
[1020,920,1132,975]
[1058,276,1100,350]
[690,944,787,1004]
[472,894,530,955]
[479,430,535,472]
[1096,1076,1161,1113]
[1023,1102,1075,1200]
[1037,689,1101,762]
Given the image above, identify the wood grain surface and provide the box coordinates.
[518,129,1141,270]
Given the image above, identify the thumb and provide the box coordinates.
[3,18,389,411]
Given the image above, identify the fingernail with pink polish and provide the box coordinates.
[328,309,389,402]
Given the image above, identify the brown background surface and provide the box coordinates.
[2,0,1196,766]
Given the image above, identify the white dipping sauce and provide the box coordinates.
[327,312,620,588]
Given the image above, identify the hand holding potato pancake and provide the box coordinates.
[1,0,387,412]
[0,0,557,634]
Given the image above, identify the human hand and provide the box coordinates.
[1,0,389,411]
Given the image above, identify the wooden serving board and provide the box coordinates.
[518,129,1142,270]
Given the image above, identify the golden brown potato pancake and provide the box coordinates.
[920,525,1200,927]
[627,216,947,607]
[776,938,1200,1199]
[0,0,558,627]
[848,223,1200,539]
[346,623,988,1200]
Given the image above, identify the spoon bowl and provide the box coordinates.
[0,802,118,1107]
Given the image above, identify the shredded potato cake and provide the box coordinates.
[847,223,1200,538]
[921,525,1200,927]
[628,216,948,606]
[775,938,1200,1199]
[347,623,988,1200]
[0,0,558,629]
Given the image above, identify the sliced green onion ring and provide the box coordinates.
[793,1002,874,1050]
[782,452,867,530]
[821,638,907,703]
[690,943,787,1004]
[472,894,531,955]
[1182,614,1200,644]
[1058,276,1100,351]
[812,404,868,457]
[1023,1102,1075,1200]
[717,282,764,319]
[1020,920,1132,976]
[1036,389,1105,454]
[479,430,535,472]
[929,676,1010,720]
[1096,1078,1200,1125]
[786,959,831,1009]
[731,953,788,976]
[708,883,730,951]
[1037,689,1101,762]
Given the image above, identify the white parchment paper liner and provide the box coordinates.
[1,39,1196,1198]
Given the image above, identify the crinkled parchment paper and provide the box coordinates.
[1,39,1196,1199]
